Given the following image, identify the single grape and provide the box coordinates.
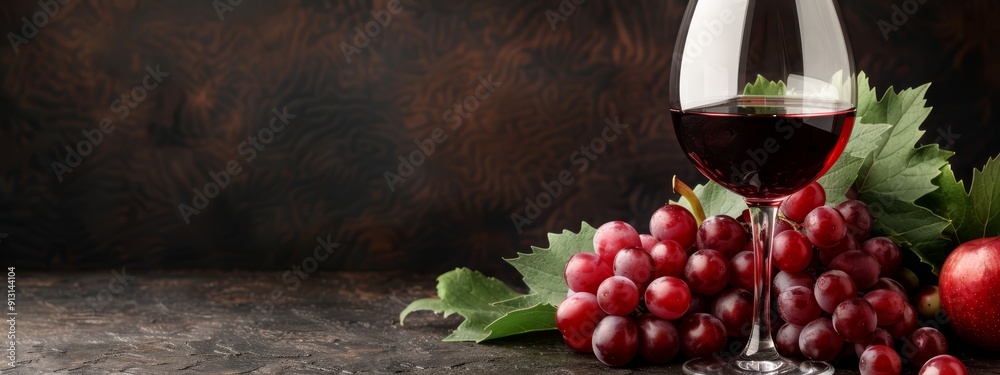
[862,237,902,278]
[594,221,643,264]
[696,215,746,257]
[777,286,823,326]
[859,345,902,375]
[564,252,613,294]
[913,285,941,319]
[729,251,755,291]
[819,234,859,265]
[832,298,877,343]
[871,278,907,300]
[679,313,728,359]
[683,249,730,295]
[639,234,658,251]
[649,239,687,278]
[775,323,804,358]
[650,204,698,249]
[884,304,918,340]
[846,185,859,200]
[919,355,968,375]
[592,315,638,367]
[903,327,949,368]
[636,314,680,364]
[711,288,753,338]
[891,267,920,293]
[815,270,859,314]
[614,247,656,292]
[773,230,812,273]
[597,276,639,316]
[799,318,844,361]
[803,206,847,248]
[828,250,881,290]
[645,276,691,320]
[773,271,816,295]
[556,292,606,352]
[836,199,873,239]
[781,182,826,223]
[855,328,893,357]
[864,289,905,327]
[775,218,795,236]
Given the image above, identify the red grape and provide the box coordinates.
[781,182,826,223]
[819,234,859,265]
[864,289,906,327]
[871,278,907,300]
[645,276,691,320]
[855,328,893,357]
[919,355,968,375]
[775,323,804,357]
[696,215,746,257]
[859,345,902,375]
[862,237,902,278]
[836,199,873,239]
[891,267,920,293]
[711,288,753,338]
[777,286,823,326]
[799,318,844,361]
[884,304,918,340]
[556,292,606,352]
[597,276,639,316]
[775,218,795,236]
[564,252,613,294]
[649,239,687,278]
[803,206,847,248]
[636,314,680,364]
[594,221,643,263]
[832,298,877,343]
[903,327,949,368]
[729,251,755,291]
[679,313,727,359]
[914,286,941,319]
[828,250,881,290]
[639,233,657,251]
[683,249,730,295]
[773,230,812,273]
[773,271,816,295]
[614,247,657,292]
[592,315,638,366]
[650,204,698,249]
[815,270,858,314]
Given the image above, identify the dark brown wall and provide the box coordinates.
[2,0,997,280]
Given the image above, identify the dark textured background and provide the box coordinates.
[2,0,997,281]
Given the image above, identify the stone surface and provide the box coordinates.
[7,271,999,374]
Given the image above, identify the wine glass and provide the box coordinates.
[669,0,856,374]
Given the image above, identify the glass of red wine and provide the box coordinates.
[670,1,856,374]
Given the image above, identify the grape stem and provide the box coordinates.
[673,176,706,225]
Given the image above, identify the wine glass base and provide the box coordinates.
[682,356,834,375]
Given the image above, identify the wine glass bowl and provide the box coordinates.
[669,0,856,374]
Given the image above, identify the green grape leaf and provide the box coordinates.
[399,268,523,342]
[481,303,557,341]
[505,222,597,306]
[957,157,1000,241]
[675,181,746,218]
[743,74,787,96]
[818,122,892,204]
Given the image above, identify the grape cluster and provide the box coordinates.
[556,182,968,374]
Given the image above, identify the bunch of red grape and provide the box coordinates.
[556,182,968,374]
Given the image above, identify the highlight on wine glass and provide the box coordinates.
[670,0,856,374]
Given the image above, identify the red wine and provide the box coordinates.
[672,97,854,202]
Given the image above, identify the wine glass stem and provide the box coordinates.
[741,202,781,361]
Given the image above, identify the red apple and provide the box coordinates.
[939,237,1000,352]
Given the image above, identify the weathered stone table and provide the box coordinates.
[8,271,999,374]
